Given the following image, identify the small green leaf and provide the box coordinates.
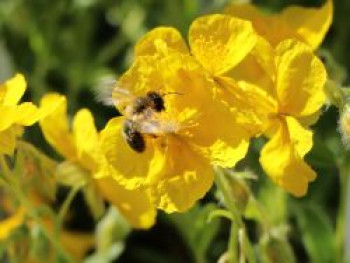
[291,203,336,263]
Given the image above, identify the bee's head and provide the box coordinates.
[147,91,165,112]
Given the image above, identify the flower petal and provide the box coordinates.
[0,207,25,240]
[151,137,213,213]
[96,176,156,229]
[0,74,26,106]
[14,103,41,126]
[224,1,332,50]
[286,116,313,158]
[275,39,327,117]
[134,27,188,57]
[100,117,157,189]
[280,0,333,50]
[189,14,256,75]
[224,4,299,47]
[0,127,17,155]
[72,109,99,172]
[260,118,316,197]
[169,70,255,168]
[0,103,39,131]
[39,93,77,160]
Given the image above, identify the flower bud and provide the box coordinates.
[339,105,350,148]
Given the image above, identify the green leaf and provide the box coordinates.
[292,203,336,263]
[258,234,296,263]
[170,204,220,263]
[15,141,58,202]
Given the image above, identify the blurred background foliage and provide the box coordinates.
[0,0,349,262]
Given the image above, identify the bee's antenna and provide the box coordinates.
[162,91,184,97]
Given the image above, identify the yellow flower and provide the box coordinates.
[224,0,333,50]
[0,207,25,241]
[100,13,261,212]
[238,39,327,196]
[0,74,42,155]
[39,93,156,228]
[134,15,262,130]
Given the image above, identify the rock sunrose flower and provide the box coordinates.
[134,14,263,135]
[237,39,327,196]
[39,93,156,228]
[0,74,43,155]
[99,24,260,213]
[224,0,333,50]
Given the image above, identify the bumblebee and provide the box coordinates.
[122,119,145,153]
[96,80,181,152]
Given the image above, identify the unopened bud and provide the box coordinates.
[339,106,350,149]
[324,79,345,109]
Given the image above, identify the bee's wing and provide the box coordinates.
[136,111,180,135]
[94,76,117,106]
[94,76,135,116]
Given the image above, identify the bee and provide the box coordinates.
[122,119,145,153]
[95,78,182,153]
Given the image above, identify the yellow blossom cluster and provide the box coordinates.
[0,0,333,235]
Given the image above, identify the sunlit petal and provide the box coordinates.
[189,14,256,75]
[134,27,188,57]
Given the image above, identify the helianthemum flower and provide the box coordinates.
[99,14,264,213]
[0,74,43,155]
[237,39,327,196]
[39,93,156,228]
[224,0,333,50]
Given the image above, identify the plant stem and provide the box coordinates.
[0,155,74,263]
[58,186,80,223]
[336,159,350,263]
[214,167,256,263]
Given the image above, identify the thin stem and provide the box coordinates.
[58,186,80,223]
[336,159,350,263]
[0,155,74,263]
[214,167,257,263]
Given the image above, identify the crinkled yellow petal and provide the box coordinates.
[14,103,41,126]
[0,103,39,131]
[224,4,300,47]
[39,93,77,161]
[151,137,213,213]
[0,106,17,131]
[72,109,99,172]
[275,39,327,117]
[96,176,156,228]
[169,70,253,168]
[280,0,333,50]
[260,118,316,197]
[297,110,322,127]
[100,117,156,189]
[118,52,199,99]
[214,77,276,133]
[0,74,26,106]
[229,36,276,99]
[0,126,18,155]
[189,14,256,75]
[134,27,188,57]
[0,207,25,240]
[285,116,313,158]
[224,2,332,49]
